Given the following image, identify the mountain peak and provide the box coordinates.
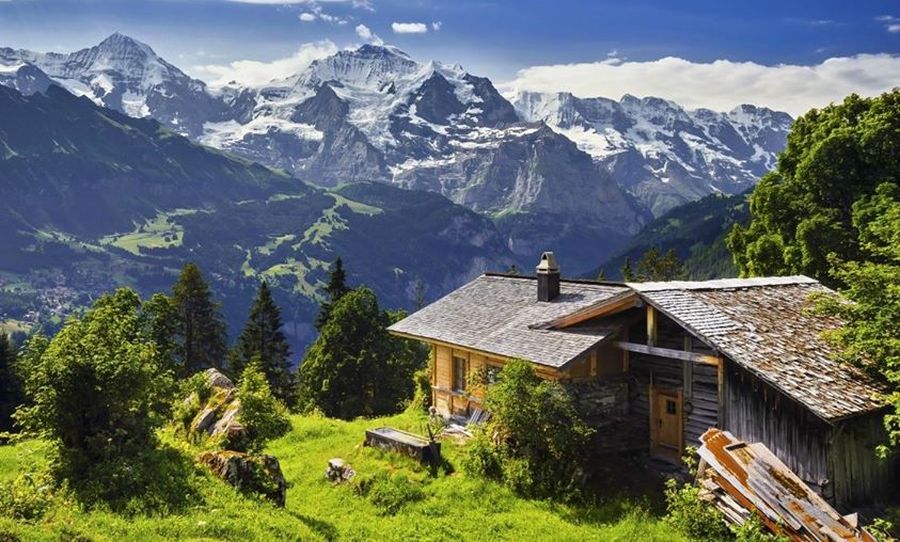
[96,32,154,55]
[355,43,410,59]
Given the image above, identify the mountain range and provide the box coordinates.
[0,33,792,272]
[0,85,514,352]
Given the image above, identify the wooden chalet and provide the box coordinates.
[388,252,898,508]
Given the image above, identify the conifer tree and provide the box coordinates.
[230,281,294,405]
[172,262,227,377]
[0,331,22,432]
[315,257,350,330]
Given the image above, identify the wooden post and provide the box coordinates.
[646,305,657,347]
[683,335,694,402]
[717,358,725,428]
[590,350,598,377]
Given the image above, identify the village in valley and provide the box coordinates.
[0,1,898,540]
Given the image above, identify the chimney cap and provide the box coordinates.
[536,251,559,273]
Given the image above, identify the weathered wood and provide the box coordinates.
[549,292,642,329]
[646,305,658,346]
[614,341,720,365]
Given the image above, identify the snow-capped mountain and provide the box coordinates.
[512,91,793,214]
[0,33,230,136]
[0,34,793,271]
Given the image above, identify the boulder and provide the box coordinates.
[325,458,356,483]
[205,368,235,390]
[198,450,286,507]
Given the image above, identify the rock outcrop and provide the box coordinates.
[198,450,287,507]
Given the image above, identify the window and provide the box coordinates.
[453,356,467,392]
[666,399,677,415]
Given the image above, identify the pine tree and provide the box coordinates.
[621,257,635,281]
[315,257,350,330]
[230,281,294,405]
[172,263,227,377]
[0,331,23,432]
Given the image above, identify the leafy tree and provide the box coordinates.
[622,248,684,282]
[315,257,350,330]
[235,360,291,454]
[0,332,23,433]
[728,90,900,285]
[14,288,174,498]
[463,359,594,500]
[172,262,227,376]
[229,281,294,405]
[299,287,424,419]
[506,264,520,276]
[816,183,900,450]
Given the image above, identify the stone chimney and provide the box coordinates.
[536,251,560,302]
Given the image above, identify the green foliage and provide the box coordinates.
[172,262,227,377]
[299,287,425,419]
[0,471,56,522]
[466,359,594,500]
[353,471,425,516]
[13,288,175,504]
[815,182,900,450]
[171,372,214,439]
[140,292,179,375]
[728,90,900,285]
[230,281,294,406]
[731,515,789,542]
[314,257,350,331]
[622,247,685,281]
[0,333,22,433]
[409,350,434,412]
[235,361,291,453]
[663,478,730,542]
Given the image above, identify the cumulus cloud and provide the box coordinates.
[191,40,338,88]
[355,23,383,45]
[431,21,442,31]
[501,54,900,116]
[391,22,428,34]
[876,15,900,32]
[299,12,316,21]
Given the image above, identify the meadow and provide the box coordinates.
[0,411,682,541]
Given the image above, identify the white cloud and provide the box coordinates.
[875,15,900,33]
[391,22,428,34]
[299,12,316,21]
[431,21,442,31]
[355,23,383,45]
[191,40,338,88]
[501,54,900,116]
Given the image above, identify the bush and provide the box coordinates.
[237,360,291,453]
[663,478,730,542]
[410,352,433,412]
[354,471,424,515]
[0,471,56,522]
[13,289,175,504]
[465,359,594,500]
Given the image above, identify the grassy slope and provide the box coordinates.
[0,412,681,541]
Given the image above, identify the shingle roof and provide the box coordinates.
[388,274,630,368]
[634,277,887,421]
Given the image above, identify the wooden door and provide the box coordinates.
[651,387,682,460]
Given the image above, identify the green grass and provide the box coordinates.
[0,411,682,541]
[99,209,199,255]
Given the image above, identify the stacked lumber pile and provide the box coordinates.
[696,428,876,542]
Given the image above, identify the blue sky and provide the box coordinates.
[0,0,897,113]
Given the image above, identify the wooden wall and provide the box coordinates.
[722,360,831,498]
[829,414,899,508]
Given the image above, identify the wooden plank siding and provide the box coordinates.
[722,359,831,499]
[828,413,898,508]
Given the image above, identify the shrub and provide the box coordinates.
[237,360,291,453]
[354,471,424,515]
[0,471,56,522]
[466,359,594,500]
[663,478,730,542]
[14,289,175,503]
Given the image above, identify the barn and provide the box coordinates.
[388,252,898,509]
